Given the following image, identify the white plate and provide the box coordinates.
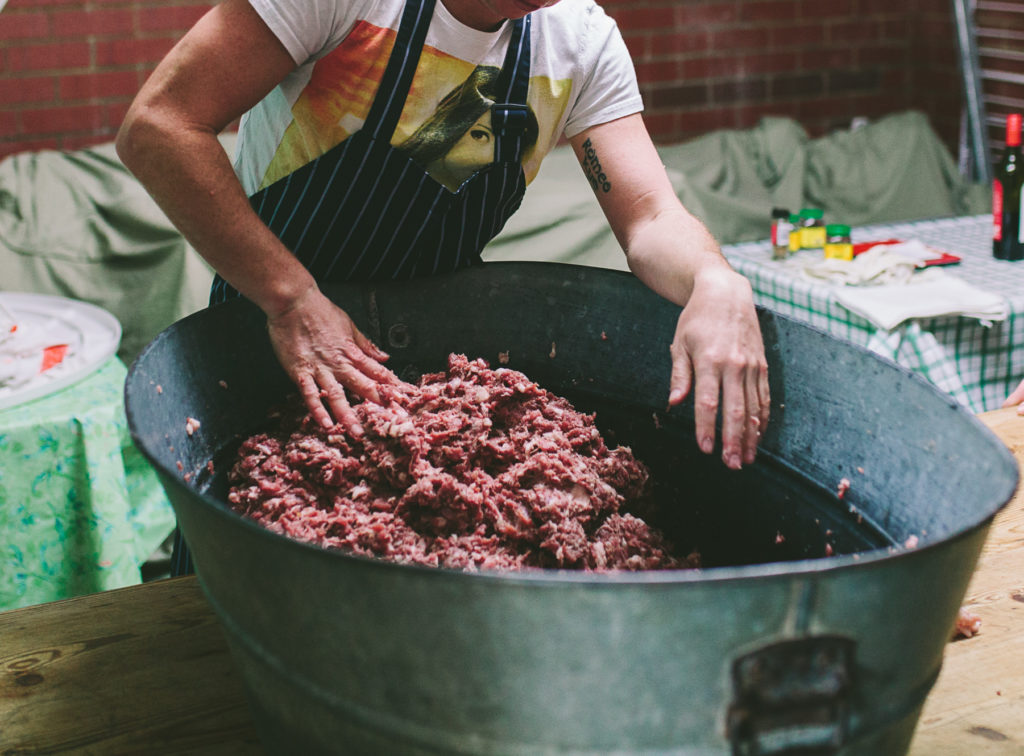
[0,292,122,411]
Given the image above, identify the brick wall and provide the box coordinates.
[0,0,964,160]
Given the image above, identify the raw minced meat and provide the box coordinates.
[226,353,697,572]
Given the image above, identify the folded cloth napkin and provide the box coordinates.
[832,269,1009,330]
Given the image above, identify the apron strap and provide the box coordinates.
[492,15,533,164]
[365,0,438,141]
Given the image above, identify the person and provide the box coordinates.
[116,0,770,572]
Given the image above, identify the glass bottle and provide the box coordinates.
[993,112,1023,261]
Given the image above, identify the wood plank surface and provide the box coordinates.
[0,577,264,754]
[908,406,1024,754]
[1,409,1021,755]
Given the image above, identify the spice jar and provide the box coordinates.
[799,208,826,249]
[824,223,853,261]
[770,208,792,260]
[787,213,802,253]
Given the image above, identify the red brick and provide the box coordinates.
[681,56,747,80]
[0,111,21,140]
[649,30,711,57]
[6,0,76,8]
[743,51,800,75]
[712,76,769,105]
[772,21,831,49]
[106,100,133,131]
[796,0,857,18]
[711,26,773,52]
[647,82,709,110]
[634,60,681,86]
[6,42,91,73]
[0,11,52,41]
[63,132,120,151]
[60,71,141,101]
[770,71,825,99]
[53,9,136,39]
[21,104,107,136]
[741,1,801,23]
[678,3,741,27]
[614,7,676,33]
[827,68,881,94]
[0,76,56,105]
[138,5,212,33]
[827,20,883,45]
[94,37,177,67]
[802,47,858,70]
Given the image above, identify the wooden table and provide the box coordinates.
[2,409,1022,755]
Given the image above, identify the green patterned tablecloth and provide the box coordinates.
[723,215,1024,413]
[0,357,175,611]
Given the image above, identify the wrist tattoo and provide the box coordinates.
[581,138,611,194]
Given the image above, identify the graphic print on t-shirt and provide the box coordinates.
[259,20,571,192]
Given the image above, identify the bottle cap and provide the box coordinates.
[788,214,801,223]
[826,224,851,235]
[1007,113,1022,147]
[801,208,824,219]
[771,207,791,219]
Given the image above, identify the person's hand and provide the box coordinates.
[265,285,402,435]
[667,268,770,469]
[1002,378,1024,412]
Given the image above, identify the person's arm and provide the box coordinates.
[116,0,397,435]
[569,114,769,469]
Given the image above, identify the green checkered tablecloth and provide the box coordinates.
[723,214,1023,413]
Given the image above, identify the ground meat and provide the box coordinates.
[227,354,695,572]
[953,607,982,639]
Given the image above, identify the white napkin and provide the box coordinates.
[833,268,1008,330]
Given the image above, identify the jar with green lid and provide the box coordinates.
[824,223,853,261]
[799,208,826,249]
[787,213,802,253]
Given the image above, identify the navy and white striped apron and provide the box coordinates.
[172,0,533,576]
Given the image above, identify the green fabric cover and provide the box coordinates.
[0,139,225,364]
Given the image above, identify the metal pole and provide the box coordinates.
[951,0,993,183]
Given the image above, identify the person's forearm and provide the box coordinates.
[116,113,316,318]
[622,204,746,307]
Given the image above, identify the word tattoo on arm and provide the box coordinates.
[581,138,611,194]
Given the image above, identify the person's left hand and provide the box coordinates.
[667,268,770,470]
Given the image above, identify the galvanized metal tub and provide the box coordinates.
[125,262,1017,755]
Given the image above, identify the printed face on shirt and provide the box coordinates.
[428,112,495,189]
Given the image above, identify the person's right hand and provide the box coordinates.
[265,285,402,436]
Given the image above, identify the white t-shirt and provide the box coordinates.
[235,0,642,194]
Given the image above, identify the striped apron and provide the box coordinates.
[172,0,534,576]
